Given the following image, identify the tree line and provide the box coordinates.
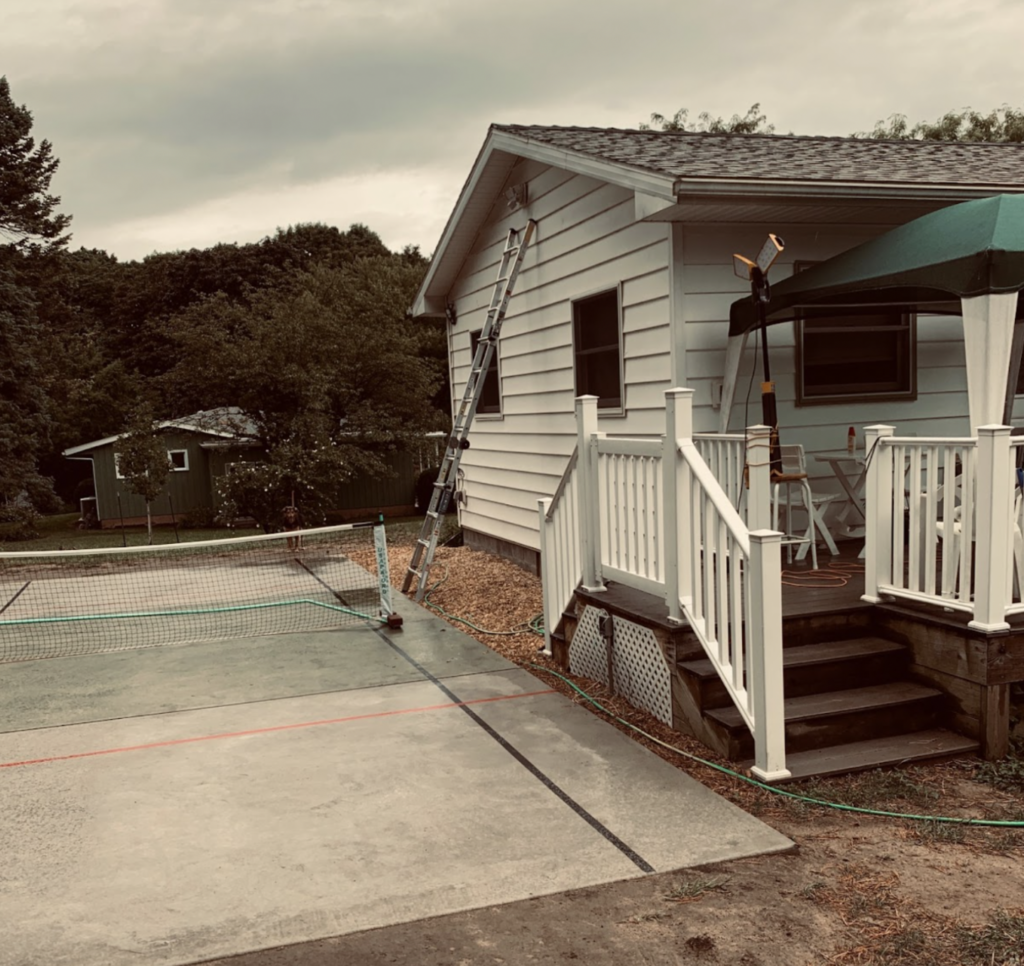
[1,75,447,537]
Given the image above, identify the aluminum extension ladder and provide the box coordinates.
[403,219,537,601]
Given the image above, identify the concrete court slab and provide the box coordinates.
[0,599,510,734]
[0,608,791,966]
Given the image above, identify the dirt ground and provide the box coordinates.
[205,539,1024,966]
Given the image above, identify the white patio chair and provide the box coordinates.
[935,485,1024,600]
[771,444,842,570]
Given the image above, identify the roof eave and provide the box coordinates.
[672,178,1024,203]
[411,128,677,318]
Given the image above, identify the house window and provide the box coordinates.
[168,449,189,472]
[795,262,916,405]
[469,330,501,415]
[114,453,125,479]
[572,288,622,410]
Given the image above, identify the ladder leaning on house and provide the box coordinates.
[403,219,538,602]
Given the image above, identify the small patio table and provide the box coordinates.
[813,451,867,523]
[812,452,868,556]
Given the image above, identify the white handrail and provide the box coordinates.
[538,448,581,655]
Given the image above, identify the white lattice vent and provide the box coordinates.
[570,605,672,726]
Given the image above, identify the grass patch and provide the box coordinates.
[911,819,968,845]
[975,738,1024,793]
[662,875,729,903]
[784,767,940,815]
[954,910,1024,964]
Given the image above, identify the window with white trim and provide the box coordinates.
[168,449,189,472]
[114,453,125,479]
[572,288,623,410]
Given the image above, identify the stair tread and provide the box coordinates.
[679,637,904,679]
[742,729,979,782]
[706,681,942,730]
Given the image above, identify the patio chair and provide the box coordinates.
[771,444,842,570]
[934,482,1024,600]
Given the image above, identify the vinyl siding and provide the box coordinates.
[681,224,972,492]
[447,159,671,551]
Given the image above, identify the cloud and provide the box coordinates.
[5,0,1022,259]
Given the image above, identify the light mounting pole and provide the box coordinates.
[734,233,785,477]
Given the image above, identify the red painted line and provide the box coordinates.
[0,688,558,769]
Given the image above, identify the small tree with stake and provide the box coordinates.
[117,407,170,545]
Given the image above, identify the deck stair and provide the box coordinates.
[676,627,979,781]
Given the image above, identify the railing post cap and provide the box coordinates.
[864,424,895,433]
[746,424,771,436]
[749,529,784,542]
[977,424,1012,436]
[665,387,694,398]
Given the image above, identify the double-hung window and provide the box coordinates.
[795,262,916,405]
[469,330,501,415]
[572,288,623,410]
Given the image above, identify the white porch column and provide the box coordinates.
[970,425,1013,632]
[576,395,605,593]
[862,425,895,604]
[719,331,749,433]
[962,293,1019,435]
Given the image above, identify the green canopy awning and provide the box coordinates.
[729,193,1024,337]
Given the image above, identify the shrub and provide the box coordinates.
[0,504,41,541]
[180,505,219,529]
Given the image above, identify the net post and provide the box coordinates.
[374,514,403,628]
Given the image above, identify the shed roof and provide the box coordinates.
[63,408,257,457]
[413,125,1024,317]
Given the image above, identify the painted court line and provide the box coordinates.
[0,688,557,769]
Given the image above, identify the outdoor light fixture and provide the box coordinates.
[505,184,528,210]
[733,234,786,477]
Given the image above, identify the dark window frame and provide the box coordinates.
[469,329,502,416]
[794,261,917,406]
[571,286,624,412]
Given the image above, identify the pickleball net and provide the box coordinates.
[0,522,396,663]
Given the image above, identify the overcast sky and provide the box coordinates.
[4,0,1021,262]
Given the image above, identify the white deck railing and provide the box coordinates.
[863,424,1020,631]
[595,436,665,596]
[694,433,748,519]
[539,390,788,781]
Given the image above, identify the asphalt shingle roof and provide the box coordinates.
[493,125,1024,186]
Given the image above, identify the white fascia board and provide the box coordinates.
[63,434,122,456]
[635,191,679,221]
[672,179,1024,203]
[411,129,676,319]
[63,423,237,457]
[488,130,676,200]
[411,136,519,319]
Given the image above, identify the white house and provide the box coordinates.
[411,125,1024,782]
[413,124,1024,571]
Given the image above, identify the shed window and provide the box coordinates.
[469,330,501,415]
[168,449,189,472]
[572,288,622,410]
[795,263,916,405]
[114,453,125,479]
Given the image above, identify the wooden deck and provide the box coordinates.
[780,541,869,618]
